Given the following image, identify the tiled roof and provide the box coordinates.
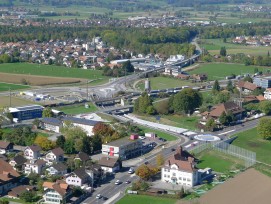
[51,163,67,171]
[0,141,12,149]
[51,147,64,156]
[0,159,20,183]
[27,145,41,152]
[43,180,69,197]
[209,101,244,117]
[98,156,119,168]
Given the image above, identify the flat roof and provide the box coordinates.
[41,117,62,126]
[103,137,141,147]
[9,105,44,113]
[62,116,98,126]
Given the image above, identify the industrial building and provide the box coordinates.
[253,76,271,89]
[8,105,44,121]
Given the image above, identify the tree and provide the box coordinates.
[135,165,157,181]
[56,135,66,149]
[259,100,271,115]
[226,80,234,92]
[92,122,114,137]
[91,134,102,152]
[156,154,164,166]
[134,92,153,114]
[220,46,227,56]
[258,118,271,140]
[212,80,220,93]
[205,118,216,131]
[20,191,38,202]
[42,107,53,118]
[213,91,230,104]
[243,76,253,83]
[171,88,202,114]
[219,111,227,125]
[122,60,134,73]
[155,100,169,115]
[6,112,13,122]
[34,136,55,151]
[64,138,76,154]
[32,118,40,128]
[146,105,156,115]
[254,67,259,74]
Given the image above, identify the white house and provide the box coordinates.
[24,145,41,160]
[41,118,63,133]
[65,167,92,187]
[98,156,121,173]
[264,88,271,100]
[161,147,199,188]
[24,159,46,175]
[44,147,64,166]
[46,163,68,176]
[43,180,71,204]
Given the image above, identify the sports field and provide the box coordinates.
[56,103,98,115]
[116,194,177,204]
[188,63,268,80]
[0,82,29,92]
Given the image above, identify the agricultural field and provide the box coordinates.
[188,63,268,80]
[116,194,177,204]
[196,150,245,173]
[0,82,29,92]
[56,103,98,115]
[201,39,271,56]
[0,96,33,108]
[136,77,195,91]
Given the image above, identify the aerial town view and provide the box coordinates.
[0,0,271,204]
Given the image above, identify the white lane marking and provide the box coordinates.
[218,129,235,135]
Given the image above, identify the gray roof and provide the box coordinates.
[51,163,67,171]
[62,116,98,126]
[73,167,90,180]
[42,117,62,126]
[104,137,142,147]
[9,105,44,113]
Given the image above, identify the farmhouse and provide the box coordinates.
[236,81,259,94]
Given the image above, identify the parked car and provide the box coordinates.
[115,180,121,185]
[139,136,146,140]
[103,196,108,200]
[125,180,131,184]
[128,168,134,174]
[96,194,102,199]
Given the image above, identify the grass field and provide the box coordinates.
[56,103,98,115]
[188,63,268,80]
[116,194,177,204]
[201,39,271,56]
[0,82,29,92]
[197,150,245,173]
[136,77,194,91]
[232,127,271,165]
[138,125,177,141]
[0,96,33,108]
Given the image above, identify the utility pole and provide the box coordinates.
[86,81,89,101]
[9,87,11,107]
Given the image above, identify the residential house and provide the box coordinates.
[8,185,35,198]
[74,152,90,164]
[98,156,121,173]
[24,159,46,175]
[0,141,13,154]
[236,81,259,94]
[176,73,190,80]
[192,73,208,81]
[264,88,271,100]
[44,147,64,165]
[161,147,198,188]
[0,159,20,195]
[9,155,27,171]
[65,167,92,187]
[41,118,63,133]
[86,164,103,183]
[24,145,41,160]
[43,180,72,204]
[46,163,68,176]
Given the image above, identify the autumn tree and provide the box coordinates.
[42,107,53,118]
[93,122,114,136]
[135,164,159,181]
[155,99,169,115]
[34,135,55,151]
[258,118,271,140]
[156,154,165,166]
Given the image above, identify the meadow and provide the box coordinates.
[116,194,177,204]
[0,82,29,92]
[56,103,98,115]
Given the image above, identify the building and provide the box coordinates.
[9,155,27,172]
[74,152,90,164]
[46,163,68,176]
[102,135,143,160]
[264,88,271,100]
[165,55,185,65]
[41,118,63,133]
[98,156,121,173]
[8,105,44,121]
[65,167,92,187]
[62,117,99,136]
[8,185,35,198]
[24,145,41,160]
[0,141,13,154]
[254,76,271,89]
[0,159,20,195]
[161,147,198,188]
[43,180,72,204]
[24,159,46,175]
[44,147,64,165]
[192,73,208,81]
[237,81,258,94]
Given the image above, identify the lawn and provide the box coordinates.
[56,103,98,115]
[0,63,109,81]
[232,127,271,164]
[116,194,177,204]
[138,125,178,141]
[196,150,245,173]
[0,82,29,92]
[136,76,194,91]
[188,63,268,80]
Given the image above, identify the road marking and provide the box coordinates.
[218,129,235,135]
[104,192,121,204]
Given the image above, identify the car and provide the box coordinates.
[128,168,134,174]
[102,196,108,201]
[171,148,175,151]
[139,136,146,140]
[144,161,149,165]
[125,180,131,184]
[115,180,121,185]
[96,194,102,199]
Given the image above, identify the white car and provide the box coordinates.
[115,180,121,185]
[128,168,134,174]
[96,194,102,199]
[139,136,146,140]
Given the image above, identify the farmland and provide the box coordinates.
[0,96,33,108]
[116,194,177,204]
[0,82,29,92]
[188,63,268,80]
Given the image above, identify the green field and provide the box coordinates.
[0,63,108,81]
[138,125,177,141]
[201,39,271,56]
[232,128,271,165]
[0,82,29,92]
[189,63,268,80]
[137,77,194,91]
[56,103,98,115]
[197,150,245,173]
[0,96,33,108]
[116,194,177,204]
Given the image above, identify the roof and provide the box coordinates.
[75,152,90,162]
[165,147,196,173]
[0,159,20,183]
[41,117,62,126]
[13,155,27,165]
[98,156,119,168]
[51,163,67,171]
[43,180,69,197]
[8,185,34,197]
[62,116,98,126]
[26,159,46,166]
[256,95,265,101]
[0,141,12,149]
[9,105,44,113]
[104,137,141,147]
[209,101,245,118]
[27,145,41,152]
[73,167,90,180]
[50,147,64,156]
[237,81,258,91]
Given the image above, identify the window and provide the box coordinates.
[187,179,191,182]
[164,174,167,177]
[179,177,182,180]
[172,173,176,176]
[183,178,186,181]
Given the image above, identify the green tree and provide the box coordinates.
[42,107,53,118]
[146,105,156,115]
[220,46,227,56]
[64,138,76,154]
[122,60,134,73]
[20,191,38,202]
[259,100,271,115]
[226,80,234,92]
[219,111,227,125]
[91,134,102,152]
[258,118,271,140]
[213,91,230,104]
[212,80,220,93]
[32,118,40,128]
[56,135,66,149]
[243,76,253,83]
[205,118,216,131]
[155,100,169,115]
[156,154,164,166]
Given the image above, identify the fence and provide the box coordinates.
[188,141,256,168]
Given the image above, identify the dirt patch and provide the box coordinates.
[0,72,86,86]
[247,141,262,148]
